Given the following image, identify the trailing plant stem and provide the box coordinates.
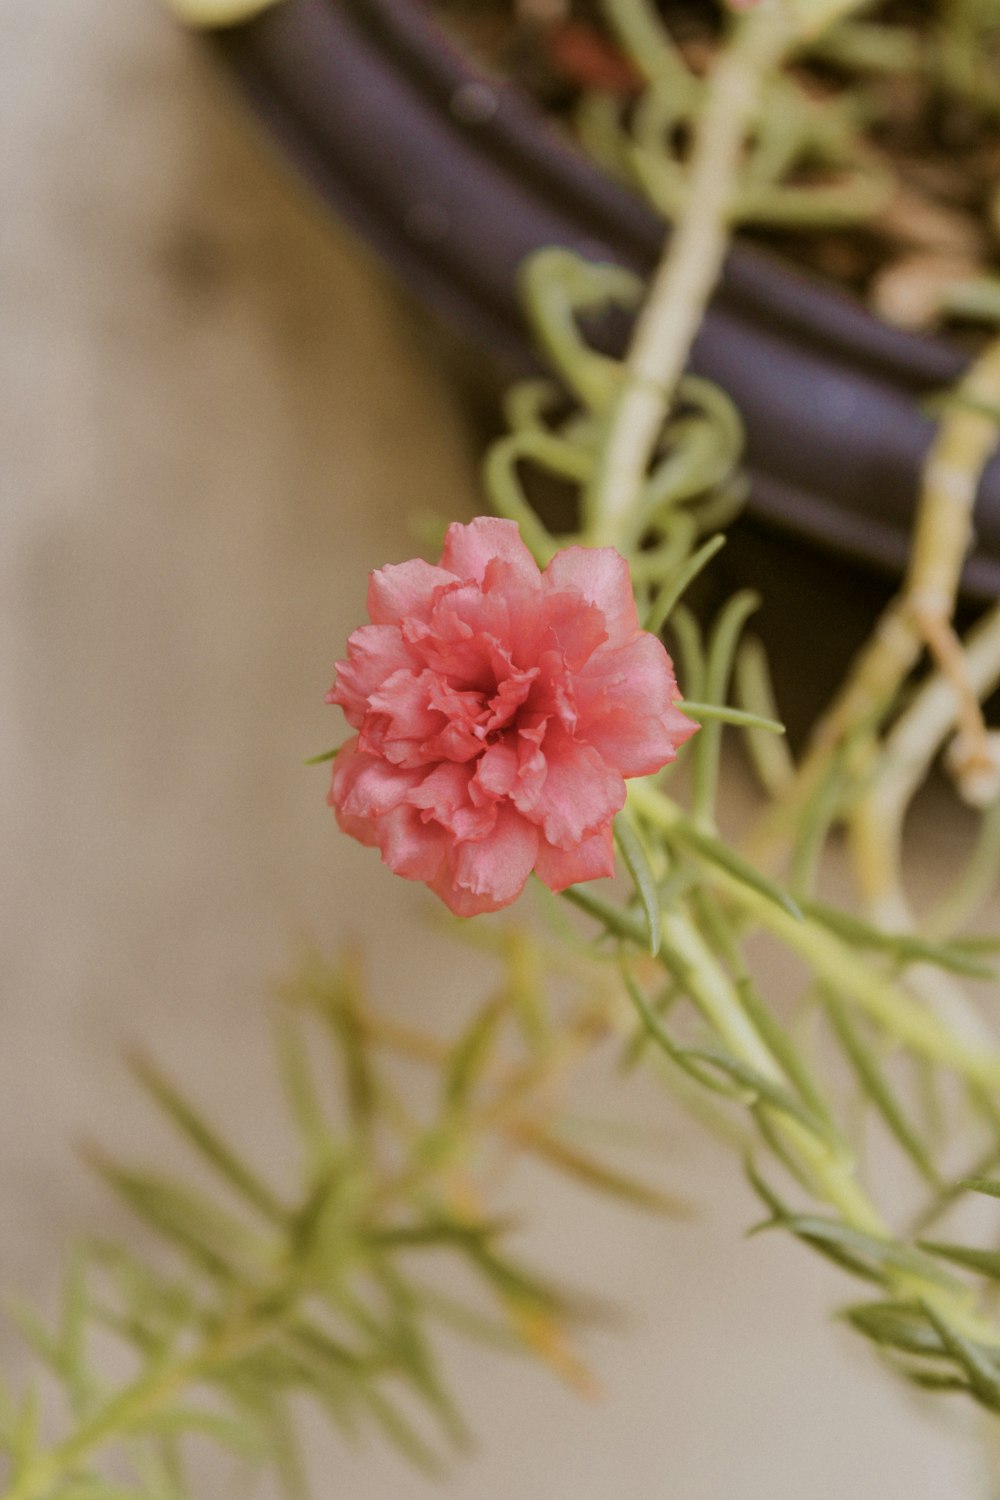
[2,1309,272,1500]
[587,0,869,550]
[587,7,790,548]
[623,783,998,1341]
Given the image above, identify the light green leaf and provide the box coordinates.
[443,998,506,1112]
[129,1052,286,1223]
[514,1123,690,1216]
[920,1302,1000,1409]
[662,813,802,920]
[678,700,785,733]
[803,900,998,980]
[961,1177,1000,1199]
[823,986,941,1187]
[614,815,661,955]
[644,534,726,636]
[919,1239,1000,1282]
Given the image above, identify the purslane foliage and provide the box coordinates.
[0,944,690,1499]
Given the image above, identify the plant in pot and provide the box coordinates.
[3,1,1000,1497]
[180,0,1000,729]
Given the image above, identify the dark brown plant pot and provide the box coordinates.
[204,0,1000,733]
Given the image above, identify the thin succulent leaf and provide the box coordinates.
[683,888,833,1128]
[462,1239,582,1322]
[502,377,560,435]
[788,751,855,899]
[620,961,761,1104]
[443,996,507,1112]
[927,798,1000,939]
[128,1053,286,1224]
[948,935,1000,955]
[289,1159,369,1290]
[920,1302,1000,1409]
[501,928,551,1054]
[258,1391,309,1499]
[87,1151,262,1279]
[733,635,795,797]
[684,884,829,1125]
[371,1215,515,1252]
[372,1270,469,1449]
[918,1239,1000,1281]
[6,1297,60,1370]
[133,1405,267,1459]
[678,701,785,732]
[961,1177,1000,1199]
[321,970,378,1139]
[843,1300,949,1359]
[86,1241,201,1345]
[563,885,648,946]
[731,977,837,1131]
[519,248,642,414]
[644,534,726,636]
[614,814,661,955]
[665,604,707,703]
[742,1153,794,1221]
[904,1371,977,1395]
[411,1283,524,1355]
[762,1216,963,1290]
[357,1385,446,1477]
[604,0,696,88]
[660,812,803,920]
[513,1122,690,1215]
[677,1044,831,1136]
[59,1252,93,1409]
[7,1385,41,1478]
[909,1149,1000,1238]
[691,590,761,826]
[303,746,340,766]
[619,978,681,1071]
[823,987,941,1187]
[802,900,998,980]
[274,1010,333,1166]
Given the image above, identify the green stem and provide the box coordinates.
[585,7,793,549]
[2,1314,269,1500]
[630,781,1000,1092]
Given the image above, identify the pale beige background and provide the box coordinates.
[0,2,987,1495]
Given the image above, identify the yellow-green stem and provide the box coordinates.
[2,1313,270,1500]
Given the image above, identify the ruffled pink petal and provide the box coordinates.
[375,804,451,884]
[367,559,457,626]
[534,825,615,891]
[528,727,626,848]
[440,517,540,587]
[360,668,448,766]
[539,591,608,671]
[327,523,698,916]
[473,740,518,800]
[328,739,380,847]
[437,806,539,916]
[328,625,415,729]
[408,762,498,842]
[543,547,639,647]
[574,634,696,776]
[332,739,421,823]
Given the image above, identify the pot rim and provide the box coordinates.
[208,0,1000,599]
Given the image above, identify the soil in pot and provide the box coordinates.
[433,0,1000,342]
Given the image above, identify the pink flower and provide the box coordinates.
[326,518,697,916]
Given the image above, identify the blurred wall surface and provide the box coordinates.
[0,2,984,1496]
